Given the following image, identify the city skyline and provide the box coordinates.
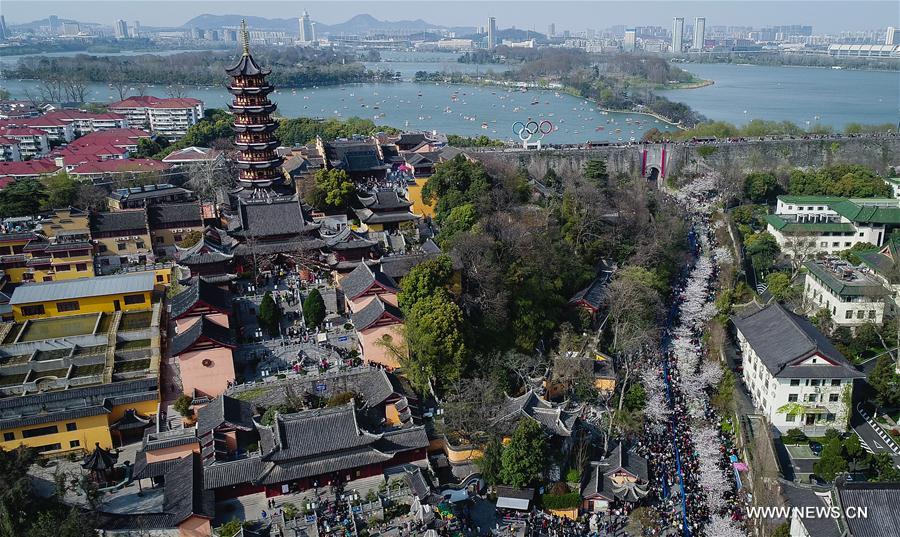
[3,1,898,34]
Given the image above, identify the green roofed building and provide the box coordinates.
[768,196,900,256]
[803,257,890,327]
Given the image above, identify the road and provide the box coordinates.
[850,402,900,469]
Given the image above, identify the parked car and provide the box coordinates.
[809,441,823,456]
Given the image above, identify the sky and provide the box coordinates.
[3,0,898,33]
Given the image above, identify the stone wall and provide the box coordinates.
[473,137,900,187]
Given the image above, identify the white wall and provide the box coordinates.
[803,273,885,327]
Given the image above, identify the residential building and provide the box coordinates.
[147,202,204,257]
[90,210,154,272]
[9,271,156,321]
[887,26,898,45]
[0,136,21,162]
[63,128,149,153]
[108,96,204,140]
[693,17,706,50]
[161,146,224,167]
[69,158,171,185]
[765,195,900,255]
[732,303,864,434]
[672,17,684,52]
[0,304,161,454]
[803,258,889,327]
[0,127,50,158]
[0,159,61,182]
[108,183,195,210]
[115,19,128,39]
[40,110,129,136]
[38,208,92,244]
[0,116,75,143]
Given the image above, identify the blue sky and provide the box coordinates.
[4,1,898,33]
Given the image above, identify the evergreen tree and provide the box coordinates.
[868,355,900,407]
[813,438,848,481]
[404,291,467,392]
[398,254,454,312]
[257,291,282,336]
[303,288,326,328]
[476,437,504,486]
[583,159,609,186]
[500,419,547,487]
[0,179,47,217]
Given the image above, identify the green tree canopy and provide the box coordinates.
[277,117,396,146]
[499,419,547,488]
[0,179,47,217]
[745,231,780,272]
[765,272,796,301]
[421,154,493,223]
[868,354,900,407]
[257,291,282,336]
[404,291,467,392]
[583,159,609,187]
[475,436,504,486]
[306,168,355,210]
[788,164,890,198]
[41,172,79,211]
[398,254,454,312]
[743,172,780,204]
[437,203,478,247]
[813,438,848,481]
[303,288,326,328]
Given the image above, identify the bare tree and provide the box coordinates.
[165,84,188,98]
[185,157,234,204]
[442,377,503,444]
[63,74,89,103]
[781,230,818,275]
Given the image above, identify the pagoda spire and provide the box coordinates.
[240,19,250,56]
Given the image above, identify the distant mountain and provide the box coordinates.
[10,17,102,30]
[180,13,475,36]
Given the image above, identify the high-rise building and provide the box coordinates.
[48,15,60,34]
[299,10,314,42]
[208,29,220,41]
[311,22,317,42]
[623,28,637,51]
[130,21,141,38]
[0,16,7,41]
[227,20,283,190]
[115,19,128,39]
[672,17,684,52]
[488,17,497,49]
[887,27,899,45]
[191,27,205,40]
[548,23,555,38]
[692,17,706,50]
[225,29,238,42]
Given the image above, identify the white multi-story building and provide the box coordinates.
[733,303,864,435]
[883,177,900,199]
[692,17,706,50]
[109,96,204,140]
[766,195,900,256]
[803,258,888,327]
[672,17,684,52]
[0,136,21,162]
[0,127,50,158]
[298,10,314,43]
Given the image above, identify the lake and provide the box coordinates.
[0,78,676,145]
[659,63,900,129]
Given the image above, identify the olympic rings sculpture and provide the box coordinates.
[512,119,553,142]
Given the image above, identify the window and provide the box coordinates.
[56,264,70,271]
[832,242,839,247]
[868,310,876,319]
[788,394,798,402]
[136,241,145,249]
[20,305,45,317]
[98,244,108,252]
[846,310,853,319]
[34,443,61,453]
[155,237,164,244]
[65,422,77,432]
[123,294,145,305]
[69,440,80,448]
[820,242,828,247]
[76,263,87,272]
[56,301,80,313]
[790,379,800,386]
[857,310,864,319]
[806,394,818,402]
[786,414,796,422]
[826,413,836,422]
[844,242,851,247]
[156,275,164,283]
[829,393,840,402]
[117,243,127,251]
[3,432,13,441]
[174,235,182,242]
[22,425,59,438]
[811,379,820,386]
[831,379,841,387]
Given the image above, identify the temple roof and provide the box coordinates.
[225,22,270,77]
[323,226,379,251]
[359,189,413,211]
[176,230,235,265]
[493,389,580,437]
[196,395,256,436]
[582,443,649,502]
[147,202,203,230]
[234,198,320,239]
[82,442,118,471]
[111,408,152,431]
[351,295,404,331]
[168,278,232,319]
[169,316,234,356]
[340,262,398,300]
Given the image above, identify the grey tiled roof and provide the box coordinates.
[354,207,418,225]
[493,389,579,437]
[236,198,318,238]
[581,444,649,501]
[838,481,900,537]
[359,190,413,211]
[169,316,234,356]
[351,295,403,331]
[196,395,256,436]
[90,209,148,234]
[340,262,398,300]
[226,367,397,409]
[147,202,202,229]
[168,279,231,319]
[732,304,865,379]
[10,272,155,304]
[203,456,264,489]
[569,274,611,310]
[781,483,840,537]
[323,226,378,251]
[264,404,381,462]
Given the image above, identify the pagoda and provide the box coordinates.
[226,21,282,191]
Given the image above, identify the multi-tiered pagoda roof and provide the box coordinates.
[226,21,282,190]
